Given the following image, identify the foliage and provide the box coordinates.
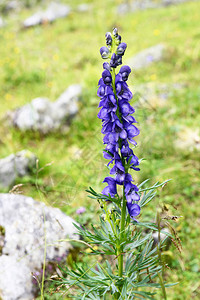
[56,180,177,299]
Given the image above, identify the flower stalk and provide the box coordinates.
[98,28,142,297]
[58,28,173,300]
[118,186,126,277]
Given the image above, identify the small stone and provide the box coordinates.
[23,2,71,28]
[152,227,170,245]
[8,84,82,134]
[52,84,82,124]
[0,150,37,188]
[4,0,21,12]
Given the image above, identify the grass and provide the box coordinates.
[0,0,200,298]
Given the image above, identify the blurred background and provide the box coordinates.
[0,0,200,299]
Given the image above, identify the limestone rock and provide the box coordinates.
[117,0,198,14]
[23,2,71,28]
[3,0,21,13]
[0,150,37,188]
[0,256,32,300]
[127,44,166,70]
[0,193,79,299]
[51,84,82,125]
[10,84,82,133]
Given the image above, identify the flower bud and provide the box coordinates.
[116,54,122,67]
[119,65,131,81]
[105,32,112,46]
[102,70,112,85]
[113,27,118,37]
[100,46,110,59]
[103,62,111,71]
[115,35,121,46]
[110,53,117,68]
[116,43,127,56]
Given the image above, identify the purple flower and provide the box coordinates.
[99,94,117,112]
[102,177,117,197]
[110,53,117,68]
[102,70,112,85]
[121,144,133,157]
[119,100,135,117]
[100,47,110,59]
[119,65,131,81]
[98,29,141,221]
[128,154,140,171]
[127,202,141,220]
[103,62,111,71]
[105,32,112,46]
[125,124,140,144]
[110,158,125,184]
[76,207,86,214]
[116,43,127,56]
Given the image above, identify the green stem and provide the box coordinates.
[157,211,167,300]
[118,186,126,278]
[110,53,127,297]
[41,211,47,300]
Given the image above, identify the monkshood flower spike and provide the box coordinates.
[98,28,140,221]
[59,29,174,300]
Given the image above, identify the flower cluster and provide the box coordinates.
[98,29,141,220]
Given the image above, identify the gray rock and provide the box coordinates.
[0,150,37,188]
[52,84,82,123]
[127,44,166,70]
[12,97,54,132]
[117,0,199,14]
[0,256,32,300]
[10,84,82,133]
[23,2,71,28]
[3,0,21,12]
[152,228,170,245]
[0,193,79,299]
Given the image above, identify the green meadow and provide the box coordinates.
[0,0,200,298]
